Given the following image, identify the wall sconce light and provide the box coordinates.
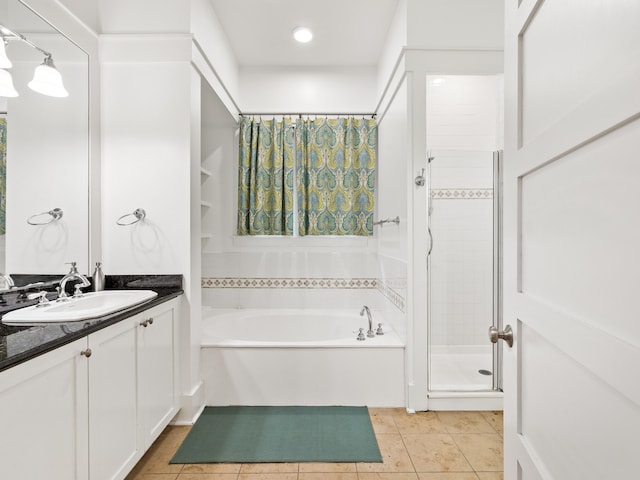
[0,39,13,68]
[0,68,19,97]
[0,24,68,98]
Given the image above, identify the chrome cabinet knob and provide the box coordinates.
[488,325,513,348]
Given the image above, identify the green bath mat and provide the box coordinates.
[170,406,383,464]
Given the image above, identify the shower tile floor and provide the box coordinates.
[430,352,495,391]
[125,409,503,480]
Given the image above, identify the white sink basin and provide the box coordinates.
[1,290,158,325]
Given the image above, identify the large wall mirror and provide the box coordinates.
[0,0,89,283]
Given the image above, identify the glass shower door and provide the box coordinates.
[427,149,500,392]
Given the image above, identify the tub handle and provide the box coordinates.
[376,323,384,335]
[357,328,366,341]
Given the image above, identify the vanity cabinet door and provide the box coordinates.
[0,337,90,480]
[87,316,140,480]
[137,301,179,448]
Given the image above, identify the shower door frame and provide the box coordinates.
[426,149,503,394]
[492,150,503,392]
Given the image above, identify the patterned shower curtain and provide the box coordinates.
[296,117,376,236]
[237,116,295,235]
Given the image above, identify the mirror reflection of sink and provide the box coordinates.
[1,290,158,325]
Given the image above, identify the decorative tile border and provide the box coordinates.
[377,278,406,313]
[201,277,377,289]
[431,188,493,199]
[201,276,407,313]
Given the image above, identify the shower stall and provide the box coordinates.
[426,149,502,396]
[423,74,504,407]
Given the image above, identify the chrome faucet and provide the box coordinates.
[0,273,14,290]
[58,262,91,300]
[360,305,375,338]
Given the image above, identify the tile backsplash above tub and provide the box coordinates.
[201,276,405,313]
[201,277,376,289]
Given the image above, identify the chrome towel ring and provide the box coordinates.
[116,208,146,226]
[27,208,63,225]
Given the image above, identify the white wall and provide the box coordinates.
[407,0,504,50]
[376,77,410,342]
[100,36,191,274]
[191,0,240,114]
[100,34,202,421]
[377,0,407,103]
[97,0,189,34]
[239,66,376,113]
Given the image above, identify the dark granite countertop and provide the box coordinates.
[0,275,183,373]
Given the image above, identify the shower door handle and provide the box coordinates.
[489,325,513,348]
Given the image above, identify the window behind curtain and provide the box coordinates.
[236,116,376,237]
[237,116,295,235]
[296,117,376,236]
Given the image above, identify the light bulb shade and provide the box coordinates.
[0,68,18,97]
[0,41,12,69]
[28,56,68,97]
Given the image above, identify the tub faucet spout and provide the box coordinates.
[360,306,375,338]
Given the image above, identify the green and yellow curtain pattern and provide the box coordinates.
[237,115,376,236]
[237,116,295,235]
[0,118,6,236]
[296,117,376,236]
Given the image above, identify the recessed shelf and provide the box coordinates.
[201,232,213,239]
[200,167,212,177]
[200,200,213,208]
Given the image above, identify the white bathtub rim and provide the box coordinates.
[200,308,404,348]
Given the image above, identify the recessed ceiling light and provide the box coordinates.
[293,27,313,43]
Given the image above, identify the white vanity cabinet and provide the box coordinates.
[89,299,180,480]
[88,315,140,479]
[0,337,90,480]
[136,304,179,448]
[0,296,180,480]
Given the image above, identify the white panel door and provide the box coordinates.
[504,1,640,479]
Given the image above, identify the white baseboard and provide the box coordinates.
[172,380,205,425]
[427,391,503,411]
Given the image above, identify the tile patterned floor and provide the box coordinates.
[125,409,503,480]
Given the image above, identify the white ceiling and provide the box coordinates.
[208,0,399,67]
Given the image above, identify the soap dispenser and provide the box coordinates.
[93,262,105,292]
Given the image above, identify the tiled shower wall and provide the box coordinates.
[428,167,494,346]
[426,75,502,347]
